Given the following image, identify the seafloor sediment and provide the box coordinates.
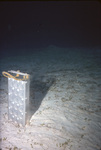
[0,46,101,150]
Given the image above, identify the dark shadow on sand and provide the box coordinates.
[28,75,56,120]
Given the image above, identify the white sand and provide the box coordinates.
[0,46,101,150]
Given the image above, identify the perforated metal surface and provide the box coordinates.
[8,75,30,126]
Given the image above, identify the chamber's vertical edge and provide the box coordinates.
[25,74,30,125]
[23,80,26,126]
[8,77,10,120]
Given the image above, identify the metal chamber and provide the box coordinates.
[8,71,30,126]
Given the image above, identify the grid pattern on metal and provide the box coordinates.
[8,77,29,126]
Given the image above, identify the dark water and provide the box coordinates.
[0,1,101,58]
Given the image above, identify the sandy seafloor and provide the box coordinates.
[0,45,101,150]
